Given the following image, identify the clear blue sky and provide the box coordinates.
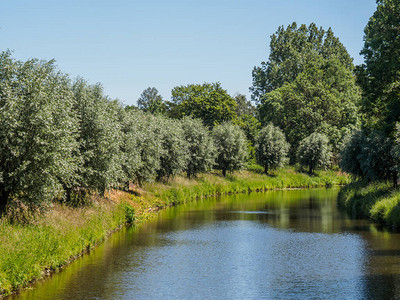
[0,0,377,106]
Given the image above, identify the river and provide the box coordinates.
[10,188,400,299]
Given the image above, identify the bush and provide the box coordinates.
[255,124,290,174]
[212,122,248,176]
[297,132,332,174]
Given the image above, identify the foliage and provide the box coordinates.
[356,0,400,131]
[339,130,365,178]
[130,112,163,186]
[251,22,354,102]
[252,23,360,159]
[169,82,237,127]
[0,52,80,208]
[120,109,143,189]
[212,123,248,176]
[181,117,216,178]
[255,124,290,174]
[72,79,124,196]
[234,94,256,117]
[357,130,397,183]
[297,133,332,174]
[137,87,166,115]
[156,118,189,181]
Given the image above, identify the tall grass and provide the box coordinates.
[338,180,400,228]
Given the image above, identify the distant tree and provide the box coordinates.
[356,0,400,132]
[340,130,365,178]
[156,118,189,181]
[137,87,166,115]
[181,117,216,178]
[169,82,237,127]
[252,23,360,159]
[212,123,248,176]
[0,52,79,209]
[251,22,353,102]
[234,94,256,117]
[255,124,290,174]
[297,133,332,174]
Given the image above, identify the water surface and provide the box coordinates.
[11,189,400,299]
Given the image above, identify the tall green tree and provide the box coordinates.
[251,22,353,102]
[137,87,166,115]
[0,52,79,209]
[252,23,360,159]
[234,94,256,117]
[356,0,400,132]
[169,82,237,127]
[212,123,248,176]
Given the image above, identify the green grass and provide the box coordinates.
[0,203,126,296]
[0,167,350,296]
[338,180,400,228]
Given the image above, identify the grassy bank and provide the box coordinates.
[338,180,400,228]
[0,168,349,297]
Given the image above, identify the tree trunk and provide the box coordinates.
[222,169,226,177]
[61,182,71,203]
[264,165,269,175]
[0,186,9,213]
[125,181,130,192]
[393,171,398,187]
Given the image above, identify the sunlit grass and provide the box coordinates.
[338,180,400,228]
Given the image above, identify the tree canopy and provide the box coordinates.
[212,123,248,176]
[137,87,166,115]
[356,0,400,132]
[252,23,360,159]
[255,124,290,174]
[169,82,237,127]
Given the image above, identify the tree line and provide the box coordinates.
[1,0,398,210]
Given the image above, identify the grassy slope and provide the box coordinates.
[0,168,349,297]
[338,180,400,228]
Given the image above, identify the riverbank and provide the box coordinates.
[338,180,400,229]
[0,168,350,297]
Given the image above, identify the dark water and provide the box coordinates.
[10,189,400,299]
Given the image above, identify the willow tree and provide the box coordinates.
[255,124,290,174]
[212,122,248,176]
[181,117,216,178]
[0,52,79,209]
[72,79,124,196]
